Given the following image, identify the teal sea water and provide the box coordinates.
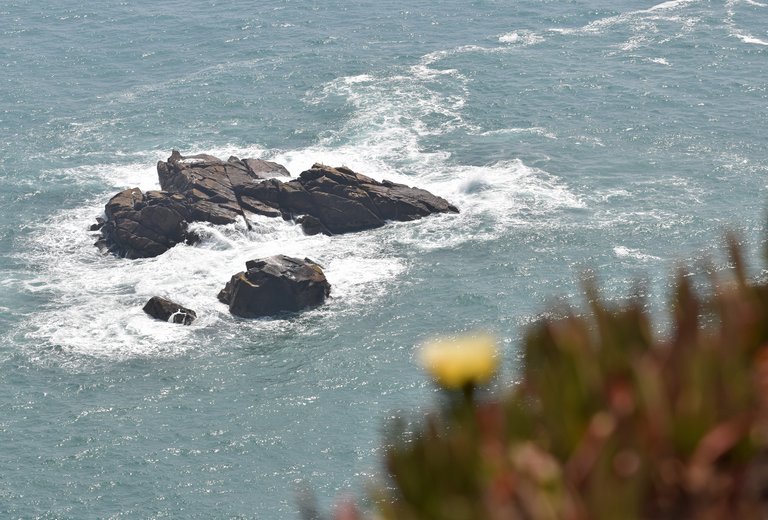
[1,0,767,517]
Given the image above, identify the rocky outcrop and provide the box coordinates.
[95,188,196,259]
[95,151,458,258]
[239,164,460,234]
[217,255,330,318]
[95,152,289,257]
[156,150,289,224]
[142,296,197,325]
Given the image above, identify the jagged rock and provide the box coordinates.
[241,158,290,178]
[96,151,458,258]
[89,217,105,231]
[217,255,330,318]
[96,151,268,257]
[142,296,197,325]
[236,163,460,234]
[99,188,195,258]
[157,152,266,223]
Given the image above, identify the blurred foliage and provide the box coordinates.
[329,237,768,520]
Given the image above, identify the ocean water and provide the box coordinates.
[1,0,767,517]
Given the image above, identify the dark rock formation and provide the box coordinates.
[238,164,459,234]
[96,188,196,259]
[96,152,285,257]
[96,151,458,258]
[297,215,330,236]
[157,151,288,224]
[89,217,105,231]
[217,255,330,318]
[142,296,197,325]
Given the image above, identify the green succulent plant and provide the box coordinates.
[330,237,768,520]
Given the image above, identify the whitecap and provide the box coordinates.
[479,127,557,139]
[614,246,662,262]
[392,159,585,251]
[645,0,699,12]
[548,0,700,36]
[498,30,544,46]
[734,33,768,45]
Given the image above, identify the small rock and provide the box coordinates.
[90,217,105,231]
[297,215,331,236]
[143,296,197,325]
[218,255,330,318]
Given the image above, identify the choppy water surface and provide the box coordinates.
[1,0,767,517]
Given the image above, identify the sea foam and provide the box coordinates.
[18,44,585,361]
[498,30,545,46]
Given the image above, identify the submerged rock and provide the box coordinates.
[96,151,458,258]
[142,296,197,325]
[217,255,330,318]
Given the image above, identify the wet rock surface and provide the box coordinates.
[217,255,331,318]
[94,151,457,317]
[240,164,459,234]
[142,296,197,325]
[95,151,458,258]
[95,188,195,259]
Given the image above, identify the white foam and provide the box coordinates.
[549,0,700,36]
[20,156,578,361]
[412,42,532,82]
[391,159,585,251]
[645,0,698,12]
[36,144,272,194]
[595,188,632,202]
[18,177,410,360]
[38,158,158,192]
[420,45,506,67]
[305,68,470,171]
[17,51,586,361]
[498,30,545,46]
[287,70,582,253]
[614,246,661,262]
[734,33,768,45]
[323,254,406,301]
[724,0,768,45]
[480,127,557,139]
[276,63,582,251]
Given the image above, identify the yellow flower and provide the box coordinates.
[419,333,499,389]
